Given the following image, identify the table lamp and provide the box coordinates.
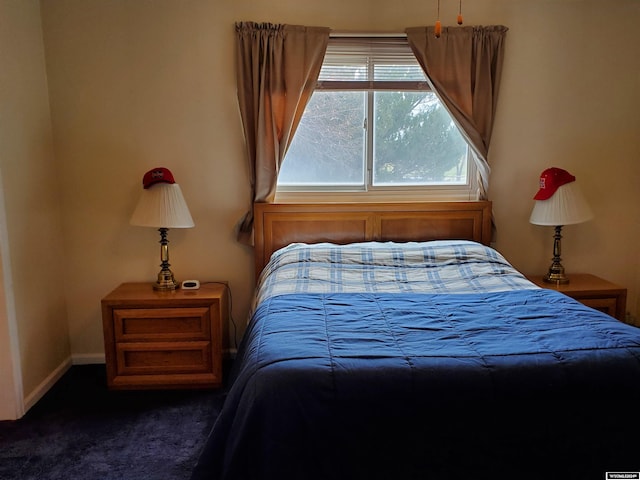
[130,167,194,290]
[529,167,593,284]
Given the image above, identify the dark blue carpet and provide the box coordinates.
[0,364,229,480]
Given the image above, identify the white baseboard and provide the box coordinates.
[23,356,72,413]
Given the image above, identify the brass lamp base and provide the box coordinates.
[152,227,179,291]
[543,265,570,285]
[543,225,570,285]
[154,267,179,291]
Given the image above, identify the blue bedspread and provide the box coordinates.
[192,289,640,480]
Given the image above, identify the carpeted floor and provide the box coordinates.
[0,364,229,480]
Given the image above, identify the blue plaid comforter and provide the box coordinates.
[254,240,538,308]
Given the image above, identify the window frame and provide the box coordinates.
[276,35,478,203]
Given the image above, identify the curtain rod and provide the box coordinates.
[330,30,407,38]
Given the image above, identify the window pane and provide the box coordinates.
[373,91,468,186]
[279,91,366,186]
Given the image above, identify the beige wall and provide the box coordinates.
[488,0,640,321]
[27,0,640,367]
[0,206,22,419]
[0,0,70,416]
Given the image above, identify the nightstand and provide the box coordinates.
[525,273,627,322]
[101,282,228,390]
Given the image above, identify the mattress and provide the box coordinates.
[191,241,640,480]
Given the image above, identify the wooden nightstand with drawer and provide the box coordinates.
[525,273,627,322]
[101,282,228,390]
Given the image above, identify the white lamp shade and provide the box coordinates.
[130,183,194,228]
[529,181,593,226]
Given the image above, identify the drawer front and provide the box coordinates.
[113,307,211,342]
[116,341,212,375]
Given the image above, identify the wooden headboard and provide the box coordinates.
[253,201,492,278]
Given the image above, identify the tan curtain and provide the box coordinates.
[235,22,330,245]
[405,25,508,199]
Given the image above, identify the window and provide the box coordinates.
[277,36,475,201]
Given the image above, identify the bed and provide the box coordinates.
[191,202,640,480]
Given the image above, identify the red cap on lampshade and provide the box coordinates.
[142,167,175,189]
[533,167,576,200]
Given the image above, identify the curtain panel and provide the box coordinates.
[235,22,330,245]
[405,25,508,199]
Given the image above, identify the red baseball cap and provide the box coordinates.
[142,167,175,189]
[533,167,576,200]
